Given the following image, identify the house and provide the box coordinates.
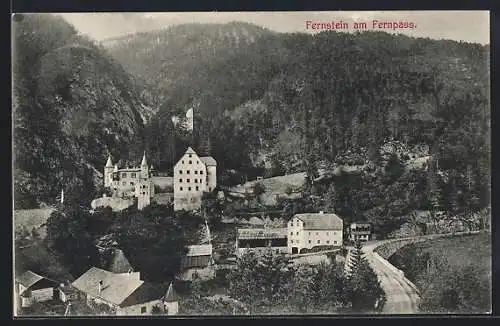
[236,227,288,257]
[287,211,343,254]
[173,147,217,211]
[72,267,177,315]
[15,270,59,307]
[179,244,216,281]
[349,223,372,242]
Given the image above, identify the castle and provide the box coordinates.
[103,152,155,210]
[103,147,216,211]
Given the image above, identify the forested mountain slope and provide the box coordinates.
[13,14,147,208]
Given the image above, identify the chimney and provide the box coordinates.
[98,280,103,294]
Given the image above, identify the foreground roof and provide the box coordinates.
[294,213,343,230]
[72,267,143,306]
[16,271,44,288]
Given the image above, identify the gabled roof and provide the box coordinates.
[105,249,133,274]
[294,213,343,230]
[72,267,144,306]
[16,271,44,288]
[200,156,217,166]
[16,271,59,294]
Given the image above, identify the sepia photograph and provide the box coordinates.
[12,11,491,316]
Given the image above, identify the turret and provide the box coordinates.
[140,151,149,179]
[163,282,179,315]
[104,155,114,188]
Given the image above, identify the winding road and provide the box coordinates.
[362,242,420,313]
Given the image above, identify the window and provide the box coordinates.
[180,187,183,191]
[309,232,311,235]
[189,154,192,158]
[187,170,190,174]
[130,182,134,186]
[189,160,192,164]
[208,187,212,191]
[326,241,330,244]
[333,232,336,236]
[143,192,146,195]
[308,240,311,244]
[122,173,127,178]
[179,170,183,174]
[122,182,126,186]
[188,187,192,191]
[200,171,204,175]
[317,240,320,244]
[200,179,203,183]
[187,179,190,183]
[196,161,199,164]
[316,232,319,235]
[179,179,182,183]
[196,186,199,191]
[195,171,198,174]
[290,232,293,236]
[131,173,136,178]
[326,232,329,236]
[291,223,294,227]
[290,240,293,244]
[334,241,337,245]
[194,179,198,183]
[141,306,147,314]
[182,160,184,164]
[296,232,299,235]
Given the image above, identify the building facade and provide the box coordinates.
[173,147,217,211]
[103,153,155,210]
[15,271,59,308]
[179,244,216,281]
[236,227,288,257]
[349,223,372,242]
[287,212,343,254]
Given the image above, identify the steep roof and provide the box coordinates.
[294,213,343,230]
[105,249,133,274]
[185,147,196,155]
[164,283,179,302]
[106,155,113,168]
[200,156,217,166]
[72,267,144,306]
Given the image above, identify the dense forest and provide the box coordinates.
[14,15,490,233]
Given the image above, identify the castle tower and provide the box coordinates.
[136,152,153,210]
[163,282,179,315]
[104,155,113,188]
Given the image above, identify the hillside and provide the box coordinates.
[104,24,489,178]
[13,14,147,208]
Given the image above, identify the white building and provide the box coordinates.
[287,211,343,254]
[173,147,217,211]
[15,271,59,308]
[349,222,372,242]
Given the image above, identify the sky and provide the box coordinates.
[57,11,490,45]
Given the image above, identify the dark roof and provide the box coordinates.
[105,249,133,274]
[164,283,179,302]
[200,156,217,166]
[119,282,166,308]
[293,213,343,230]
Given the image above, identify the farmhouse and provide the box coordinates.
[236,227,288,257]
[179,244,216,281]
[15,270,59,307]
[72,267,178,315]
[287,211,343,254]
